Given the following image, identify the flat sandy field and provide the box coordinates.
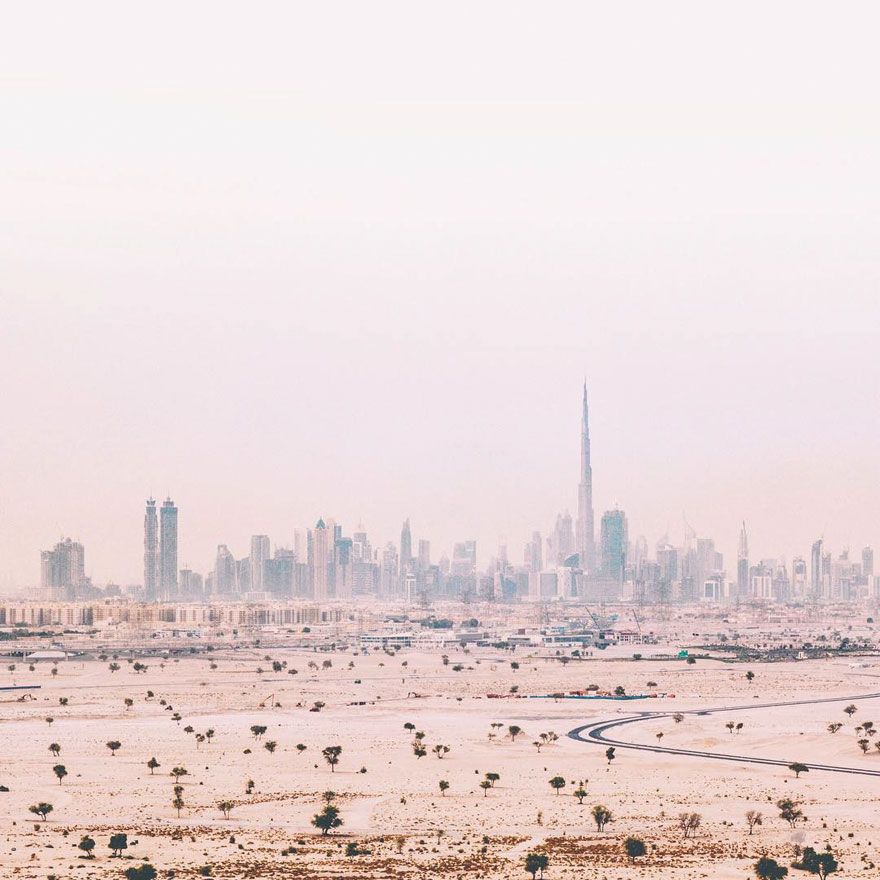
[3,636,880,878]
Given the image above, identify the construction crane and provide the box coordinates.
[258,693,275,709]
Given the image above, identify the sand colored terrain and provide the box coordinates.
[3,635,880,878]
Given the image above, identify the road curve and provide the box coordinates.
[568,690,880,776]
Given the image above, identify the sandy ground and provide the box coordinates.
[3,634,880,878]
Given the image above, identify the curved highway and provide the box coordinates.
[568,690,880,776]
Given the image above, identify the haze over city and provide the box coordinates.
[3,3,880,589]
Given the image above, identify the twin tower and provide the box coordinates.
[144,497,178,601]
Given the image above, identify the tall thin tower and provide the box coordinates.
[576,382,595,572]
[737,521,749,600]
[159,497,178,600]
[144,498,159,600]
[400,518,413,573]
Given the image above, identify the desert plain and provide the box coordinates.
[3,615,880,879]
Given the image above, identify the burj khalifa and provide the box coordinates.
[576,383,595,573]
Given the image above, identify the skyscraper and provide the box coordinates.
[214,544,237,594]
[576,383,595,572]
[452,540,477,576]
[310,518,329,600]
[400,518,412,573]
[144,498,159,600]
[524,531,542,573]
[810,538,823,599]
[41,537,86,600]
[737,521,749,599]
[159,497,178,600]
[552,511,575,564]
[379,541,398,597]
[863,546,874,579]
[417,539,431,571]
[600,508,628,582]
[250,535,270,590]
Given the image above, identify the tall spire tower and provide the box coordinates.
[576,382,595,572]
[737,521,749,600]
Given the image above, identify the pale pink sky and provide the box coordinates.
[1,2,879,589]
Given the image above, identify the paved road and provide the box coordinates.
[568,690,880,776]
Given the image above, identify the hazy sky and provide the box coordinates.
[2,2,879,590]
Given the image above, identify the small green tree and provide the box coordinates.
[172,785,185,817]
[250,725,267,740]
[485,772,500,787]
[524,852,549,879]
[218,800,234,819]
[605,746,616,765]
[109,832,128,856]
[776,798,804,828]
[170,766,188,782]
[678,811,701,838]
[508,725,523,741]
[624,837,647,863]
[788,762,809,778]
[549,775,566,795]
[29,802,53,821]
[797,846,838,878]
[745,809,763,834]
[125,865,158,880]
[147,757,160,774]
[746,670,755,682]
[52,764,67,784]
[322,745,342,772]
[591,804,612,831]
[754,856,788,879]
[106,740,122,756]
[48,743,61,757]
[78,834,96,858]
[479,779,492,797]
[439,779,450,796]
[264,740,277,754]
[844,704,858,718]
[312,804,343,836]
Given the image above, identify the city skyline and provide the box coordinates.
[26,385,879,601]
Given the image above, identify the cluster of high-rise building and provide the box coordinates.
[37,384,877,605]
[170,519,476,604]
[40,537,89,601]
